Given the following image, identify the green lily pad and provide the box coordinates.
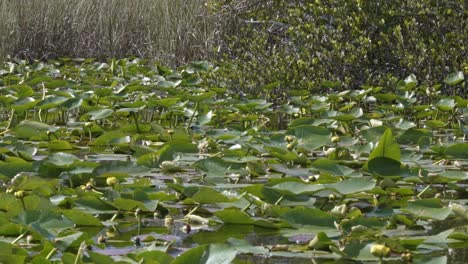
[14,120,52,140]
[280,207,337,229]
[311,159,354,176]
[14,210,74,240]
[368,128,401,162]
[214,208,255,225]
[61,209,103,226]
[48,140,73,150]
[87,108,114,120]
[171,243,236,264]
[327,177,376,195]
[183,187,232,204]
[12,97,38,112]
[436,98,456,112]
[402,199,452,220]
[289,125,331,151]
[193,157,243,178]
[444,71,464,86]
[445,143,468,159]
[368,157,401,177]
[36,96,68,110]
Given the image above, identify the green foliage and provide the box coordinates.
[211,0,467,93]
[0,59,466,263]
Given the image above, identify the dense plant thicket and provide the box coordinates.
[0,0,466,95]
[0,0,214,65]
[209,0,467,94]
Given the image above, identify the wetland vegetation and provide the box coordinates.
[0,1,466,263]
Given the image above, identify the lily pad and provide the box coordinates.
[402,199,452,221]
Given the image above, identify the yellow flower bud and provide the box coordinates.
[370,244,391,258]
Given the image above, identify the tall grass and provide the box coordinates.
[0,0,216,65]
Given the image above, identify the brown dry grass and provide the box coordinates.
[0,0,216,65]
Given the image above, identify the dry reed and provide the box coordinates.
[0,0,217,65]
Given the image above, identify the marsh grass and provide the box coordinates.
[0,0,216,65]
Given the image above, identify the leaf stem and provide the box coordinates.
[11,231,28,245]
[186,102,199,131]
[74,241,86,264]
[131,111,141,133]
[417,184,432,198]
[46,247,57,260]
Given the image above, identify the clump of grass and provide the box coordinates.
[0,0,216,65]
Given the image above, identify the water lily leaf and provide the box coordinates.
[289,125,330,150]
[439,170,468,181]
[332,108,363,121]
[137,145,175,168]
[188,91,216,102]
[87,108,114,120]
[308,232,333,250]
[265,146,298,162]
[402,199,452,220]
[61,210,102,226]
[14,210,74,240]
[12,97,38,112]
[214,208,255,225]
[368,157,401,177]
[36,96,68,110]
[311,159,354,176]
[74,196,116,213]
[404,74,418,89]
[444,71,464,86]
[398,128,432,144]
[171,243,236,264]
[226,238,268,254]
[111,198,145,211]
[183,187,232,204]
[422,229,454,245]
[93,161,150,176]
[394,119,416,130]
[425,120,445,129]
[10,84,34,97]
[87,251,114,264]
[197,110,213,125]
[157,80,179,88]
[280,207,337,229]
[168,140,197,153]
[45,79,68,89]
[374,93,397,102]
[445,143,468,159]
[117,106,145,114]
[436,98,456,112]
[90,131,127,146]
[271,181,324,195]
[414,256,447,264]
[136,251,174,264]
[15,120,52,139]
[368,128,401,162]
[269,164,310,177]
[361,126,387,143]
[151,97,180,108]
[62,97,83,110]
[48,140,73,150]
[0,161,34,178]
[43,152,80,168]
[327,177,376,195]
[54,231,88,252]
[0,242,28,264]
[188,61,213,72]
[340,216,385,233]
[235,99,272,112]
[193,157,243,178]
